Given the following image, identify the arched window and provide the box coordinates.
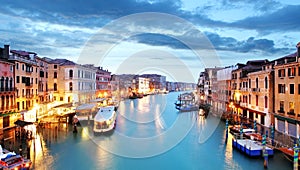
[265,77,268,89]
[256,78,258,88]
[54,83,57,91]
[69,70,73,78]
[54,72,57,78]
[4,77,9,91]
[69,82,73,91]
[9,77,13,91]
[264,96,268,108]
[0,77,3,91]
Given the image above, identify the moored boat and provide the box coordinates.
[277,147,300,165]
[0,145,31,169]
[232,138,274,157]
[93,106,117,134]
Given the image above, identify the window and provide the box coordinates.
[60,97,63,101]
[265,77,268,89]
[16,76,20,83]
[298,84,300,95]
[279,101,284,112]
[248,79,251,88]
[256,78,258,88]
[36,78,37,84]
[249,95,251,104]
[278,69,285,77]
[46,72,48,78]
[278,84,285,93]
[69,82,73,91]
[290,84,294,94]
[22,64,24,71]
[16,63,19,70]
[54,65,57,69]
[256,95,258,106]
[288,67,296,77]
[54,72,57,78]
[289,102,294,113]
[54,83,57,91]
[264,96,268,108]
[54,96,56,101]
[69,70,73,78]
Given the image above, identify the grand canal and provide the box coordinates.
[28,91,291,170]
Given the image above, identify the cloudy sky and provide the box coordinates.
[1,0,299,82]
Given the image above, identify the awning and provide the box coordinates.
[14,120,33,127]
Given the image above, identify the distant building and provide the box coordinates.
[95,67,111,98]
[216,66,237,114]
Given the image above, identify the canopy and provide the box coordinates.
[14,120,33,127]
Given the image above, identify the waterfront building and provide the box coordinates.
[199,68,223,106]
[9,49,39,122]
[133,76,150,94]
[166,81,176,92]
[0,45,18,129]
[109,74,135,99]
[95,67,111,98]
[216,66,237,114]
[141,74,166,93]
[273,43,300,137]
[246,60,273,127]
[230,60,268,125]
[48,59,97,106]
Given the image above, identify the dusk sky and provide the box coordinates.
[1,0,299,82]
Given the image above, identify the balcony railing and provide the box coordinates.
[252,88,260,92]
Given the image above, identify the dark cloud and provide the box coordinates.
[1,0,182,27]
[205,32,293,54]
[232,5,300,32]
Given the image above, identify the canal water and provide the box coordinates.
[29,91,291,170]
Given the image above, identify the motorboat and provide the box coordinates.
[93,106,117,134]
[0,145,31,169]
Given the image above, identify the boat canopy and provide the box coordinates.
[75,103,97,112]
[94,106,115,122]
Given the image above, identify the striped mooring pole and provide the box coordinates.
[225,119,229,142]
[262,135,268,169]
[254,120,257,133]
[294,144,299,170]
[271,125,274,146]
[240,123,243,139]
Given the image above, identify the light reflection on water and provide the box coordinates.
[30,92,292,170]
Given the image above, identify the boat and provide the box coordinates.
[75,103,98,121]
[175,92,199,112]
[278,147,300,165]
[232,138,274,157]
[229,125,248,134]
[93,106,117,134]
[176,104,199,112]
[0,145,31,169]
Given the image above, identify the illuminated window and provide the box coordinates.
[289,102,294,113]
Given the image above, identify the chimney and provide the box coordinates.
[3,45,9,59]
[297,42,300,58]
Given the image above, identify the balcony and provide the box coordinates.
[287,110,295,116]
